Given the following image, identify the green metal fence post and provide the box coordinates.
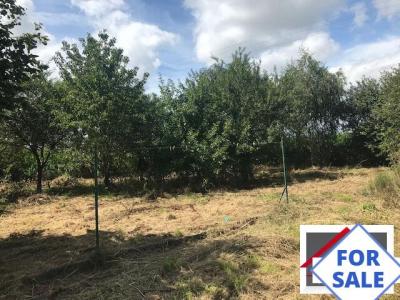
[94,147,100,251]
[280,137,289,203]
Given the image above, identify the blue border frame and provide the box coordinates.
[311,224,400,300]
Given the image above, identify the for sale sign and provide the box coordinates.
[300,224,400,299]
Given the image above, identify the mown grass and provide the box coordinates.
[1,167,398,299]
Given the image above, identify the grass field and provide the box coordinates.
[1,167,400,299]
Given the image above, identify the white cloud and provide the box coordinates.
[14,0,178,78]
[373,0,400,19]
[14,0,76,78]
[35,12,87,27]
[350,2,368,27]
[70,0,124,17]
[109,22,177,70]
[260,32,340,72]
[184,0,400,84]
[14,0,400,88]
[184,0,345,64]
[331,36,400,82]
[70,0,178,74]
[14,0,38,35]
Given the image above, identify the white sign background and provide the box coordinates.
[300,225,395,294]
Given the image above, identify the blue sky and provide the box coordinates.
[17,0,400,92]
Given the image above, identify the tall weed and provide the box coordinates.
[368,167,400,207]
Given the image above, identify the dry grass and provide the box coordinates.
[1,167,399,299]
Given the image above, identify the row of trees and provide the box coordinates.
[1,1,399,194]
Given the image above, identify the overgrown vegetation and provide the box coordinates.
[368,167,400,207]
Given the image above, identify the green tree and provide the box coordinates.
[280,51,346,166]
[1,73,70,192]
[55,32,148,187]
[131,90,182,194]
[373,66,400,163]
[0,0,47,111]
[165,50,279,188]
[339,77,383,165]
[0,122,36,182]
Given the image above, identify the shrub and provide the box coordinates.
[368,167,400,207]
[50,175,78,188]
[161,257,181,274]
[0,182,32,203]
[218,259,249,295]
[362,203,377,212]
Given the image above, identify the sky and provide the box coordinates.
[15,0,400,92]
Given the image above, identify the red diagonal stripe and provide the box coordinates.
[300,226,351,268]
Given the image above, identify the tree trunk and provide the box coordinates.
[104,174,111,187]
[104,167,111,188]
[36,163,43,193]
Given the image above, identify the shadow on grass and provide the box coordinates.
[0,201,9,216]
[244,167,342,192]
[168,237,273,299]
[288,169,343,183]
[46,168,343,200]
[0,229,108,295]
[47,178,147,198]
[0,228,272,299]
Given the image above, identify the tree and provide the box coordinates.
[54,32,148,187]
[164,49,279,188]
[339,77,383,166]
[0,122,36,182]
[1,73,70,192]
[280,51,346,166]
[0,0,47,111]
[373,65,400,164]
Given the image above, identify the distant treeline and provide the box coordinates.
[1,1,400,193]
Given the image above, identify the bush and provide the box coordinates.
[368,166,400,206]
[161,257,182,274]
[218,258,249,295]
[50,175,78,188]
[0,182,32,203]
